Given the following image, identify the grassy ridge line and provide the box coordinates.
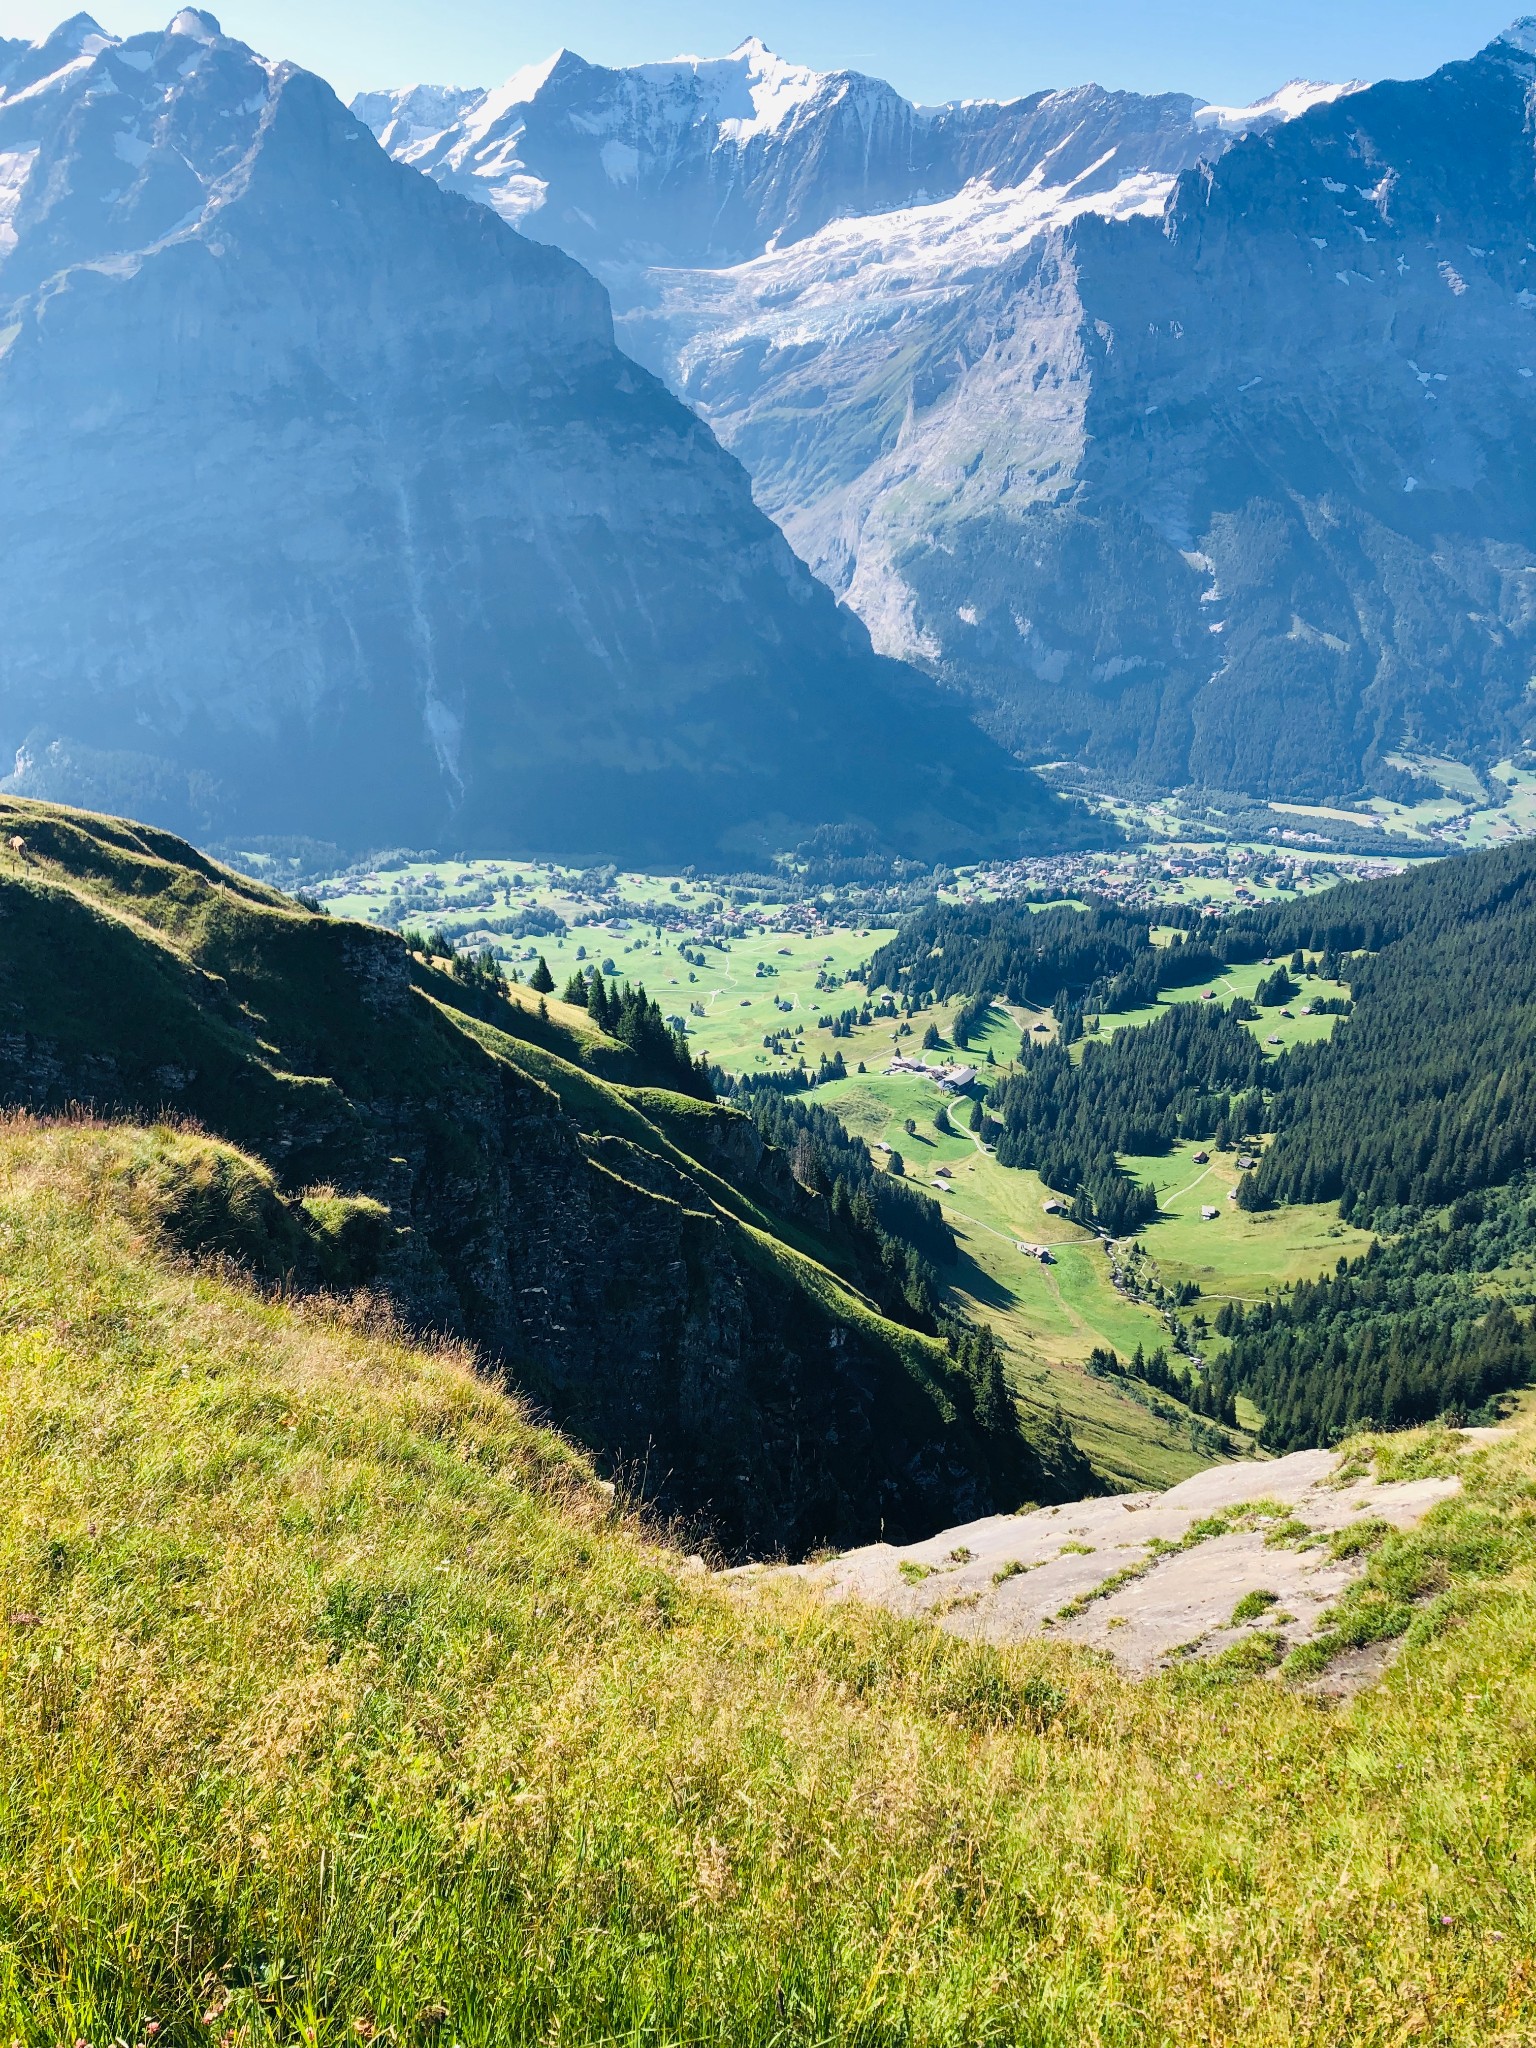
[444,1005,828,1261]
[0,798,1056,1551]
[2,1119,1535,2044]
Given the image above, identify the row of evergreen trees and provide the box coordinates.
[730,1086,955,1329]
[551,961,712,1098]
[1086,1343,1239,1427]
[415,945,711,1100]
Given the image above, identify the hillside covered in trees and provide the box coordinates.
[988,1005,1266,1235]
[1219,1185,1536,1450]
[869,841,1536,1444]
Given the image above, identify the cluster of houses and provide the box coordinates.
[884,1056,978,1091]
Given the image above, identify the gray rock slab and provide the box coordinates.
[739,1440,1472,1681]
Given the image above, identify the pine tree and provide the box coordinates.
[968,1098,984,1132]
[529,955,555,994]
[562,972,588,1007]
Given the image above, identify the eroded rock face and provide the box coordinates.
[0,15,1069,866]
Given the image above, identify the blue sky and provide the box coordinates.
[5,0,1521,106]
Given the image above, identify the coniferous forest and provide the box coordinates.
[988,1004,1266,1233]
[870,840,1536,1443]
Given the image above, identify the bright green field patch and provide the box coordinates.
[1123,1140,1373,1308]
[1088,965,1353,1057]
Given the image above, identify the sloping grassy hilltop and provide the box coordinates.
[2,1117,1533,2044]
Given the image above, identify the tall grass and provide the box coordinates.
[1,1119,1533,2045]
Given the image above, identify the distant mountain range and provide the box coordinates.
[361,25,1536,802]
[0,12,1075,865]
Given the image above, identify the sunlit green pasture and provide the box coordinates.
[1125,1140,1373,1307]
[1089,961,1353,1056]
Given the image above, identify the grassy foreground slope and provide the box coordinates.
[2,1120,1535,2044]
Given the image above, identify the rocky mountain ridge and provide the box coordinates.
[354,39,1349,273]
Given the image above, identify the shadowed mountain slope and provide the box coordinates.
[0,795,1083,1553]
[0,13,1078,866]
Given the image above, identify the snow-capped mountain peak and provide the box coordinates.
[0,12,114,101]
[458,49,568,138]
[654,36,830,139]
[1191,77,1365,131]
[168,8,220,45]
[1495,17,1536,57]
[356,38,1362,277]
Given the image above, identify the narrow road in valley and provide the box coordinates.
[1164,1163,1215,1205]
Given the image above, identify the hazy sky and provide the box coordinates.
[2,0,1521,106]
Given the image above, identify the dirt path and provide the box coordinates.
[1163,1162,1215,1205]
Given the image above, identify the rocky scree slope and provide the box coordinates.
[0,13,1071,867]
[0,797,1066,1554]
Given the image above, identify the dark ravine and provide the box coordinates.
[0,797,1084,1555]
[0,13,1080,868]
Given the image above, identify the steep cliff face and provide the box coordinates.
[0,14,1074,865]
[874,24,1536,796]
[0,796,1063,1554]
